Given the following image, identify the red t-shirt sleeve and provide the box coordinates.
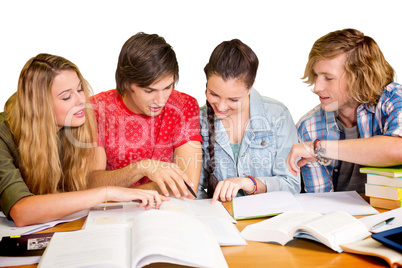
[89,94,106,148]
[172,95,202,149]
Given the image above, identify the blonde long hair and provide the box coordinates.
[303,28,395,106]
[5,54,97,195]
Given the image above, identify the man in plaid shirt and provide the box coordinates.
[286,28,402,193]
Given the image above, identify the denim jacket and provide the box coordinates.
[198,88,301,198]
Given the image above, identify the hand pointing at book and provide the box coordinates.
[106,187,169,209]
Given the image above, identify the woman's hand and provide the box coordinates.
[211,177,253,203]
[108,186,169,209]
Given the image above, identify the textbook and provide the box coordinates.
[0,232,53,267]
[39,210,228,268]
[240,210,371,253]
[367,174,402,188]
[365,184,402,200]
[360,165,402,178]
[85,198,246,246]
[340,237,402,268]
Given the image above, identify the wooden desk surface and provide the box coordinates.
[4,203,390,268]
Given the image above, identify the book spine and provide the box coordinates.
[365,184,402,200]
[367,174,402,188]
[369,197,402,210]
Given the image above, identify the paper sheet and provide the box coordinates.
[359,207,402,233]
[0,210,88,241]
[232,191,378,220]
[294,191,379,216]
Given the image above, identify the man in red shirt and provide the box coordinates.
[89,32,202,198]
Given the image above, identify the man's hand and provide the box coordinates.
[286,142,316,176]
[140,159,194,198]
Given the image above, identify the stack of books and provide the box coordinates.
[360,165,402,209]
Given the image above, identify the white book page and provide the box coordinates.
[0,210,88,240]
[232,191,302,219]
[84,202,146,228]
[340,237,402,267]
[294,191,378,216]
[241,211,321,245]
[160,198,235,223]
[359,207,402,233]
[295,211,370,252]
[85,199,238,246]
[38,226,130,268]
[197,216,246,246]
[131,210,227,268]
[0,256,41,267]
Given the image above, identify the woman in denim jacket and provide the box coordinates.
[198,39,301,202]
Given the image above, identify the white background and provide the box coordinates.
[1,0,401,123]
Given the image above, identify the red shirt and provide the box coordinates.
[90,89,202,185]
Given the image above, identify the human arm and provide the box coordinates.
[9,186,168,227]
[88,146,198,198]
[211,176,266,203]
[173,141,202,198]
[1,138,168,227]
[288,84,402,178]
[129,141,202,199]
[287,136,402,176]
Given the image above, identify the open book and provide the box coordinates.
[85,198,245,246]
[240,210,371,252]
[340,237,402,267]
[39,210,228,268]
[232,191,378,220]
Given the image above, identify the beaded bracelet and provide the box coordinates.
[243,174,257,195]
[313,139,331,166]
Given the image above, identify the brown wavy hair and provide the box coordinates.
[115,32,179,97]
[303,28,395,105]
[203,39,259,197]
[5,53,97,195]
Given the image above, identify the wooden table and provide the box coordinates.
[4,203,390,268]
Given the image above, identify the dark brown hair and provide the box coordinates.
[115,32,179,96]
[303,28,395,105]
[204,39,259,197]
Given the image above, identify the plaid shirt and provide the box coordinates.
[297,82,402,192]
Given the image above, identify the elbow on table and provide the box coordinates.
[9,200,33,227]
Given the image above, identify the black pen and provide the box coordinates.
[185,182,197,198]
[369,217,395,233]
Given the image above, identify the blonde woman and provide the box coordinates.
[0,54,168,227]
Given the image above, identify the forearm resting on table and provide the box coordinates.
[10,188,106,227]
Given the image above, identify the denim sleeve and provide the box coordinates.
[257,109,301,194]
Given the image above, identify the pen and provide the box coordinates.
[185,182,197,198]
[369,217,395,232]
